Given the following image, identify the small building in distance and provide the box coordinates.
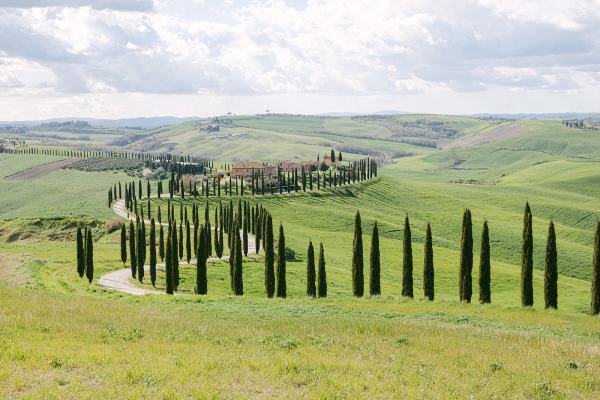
[230,161,277,178]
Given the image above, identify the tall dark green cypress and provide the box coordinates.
[149,219,157,287]
[186,221,192,263]
[196,228,207,294]
[120,224,127,266]
[137,220,145,283]
[306,240,316,297]
[85,229,94,283]
[255,208,261,253]
[229,220,237,290]
[233,224,243,295]
[218,216,224,258]
[165,227,174,295]
[402,215,413,298]
[592,221,600,315]
[544,220,558,309]
[352,210,364,297]
[423,223,434,301]
[459,208,473,302]
[317,243,327,298]
[276,223,287,298]
[521,204,534,307]
[159,224,165,261]
[76,227,85,277]
[172,222,179,291]
[178,222,184,260]
[479,220,491,304]
[264,214,275,298]
[370,221,381,296]
[214,208,220,258]
[129,221,136,278]
[243,210,249,256]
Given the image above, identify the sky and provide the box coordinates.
[0,0,599,120]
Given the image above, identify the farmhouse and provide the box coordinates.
[230,161,277,178]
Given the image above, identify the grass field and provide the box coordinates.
[1,114,600,398]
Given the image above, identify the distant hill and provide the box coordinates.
[469,112,600,121]
[321,110,410,117]
[0,116,201,129]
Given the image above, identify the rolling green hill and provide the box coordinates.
[1,114,600,398]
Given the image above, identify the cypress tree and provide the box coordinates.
[592,221,600,315]
[229,220,237,290]
[479,220,491,304]
[544,220,558,309]
[218,216,224,258]
[521,204,534,307]
[233,223,243,295]
[370,221,381,296]
[186,221,192,263]
[255,208,261,254]
[276,223,287,298]
[150,219,157,287]
[85,229,94,283]
[459,208,473,302]
[178,223,184,259]
[159,224,165,261]
[196,228,207,294]
[214,208,220,258]
[137,220,145,283]
[206,221,212,257]
[402,215,413,298]
[165,227,174,295]
[129,221,136,278]
[172,222,179,291]
[306,240,316,297]
[120,224,127,266]
[243,211,249,256]
[352,210,364,297]
[264,214,275,298]
[76,227,85,277]
[317,242,327,298]
[423,223,434,301]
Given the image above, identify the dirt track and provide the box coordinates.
[441,124,529,150]
[99,199,253,296]
[5,158,78,180]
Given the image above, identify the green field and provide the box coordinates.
[1,114,600,398]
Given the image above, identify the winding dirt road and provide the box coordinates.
[99,198,255,295]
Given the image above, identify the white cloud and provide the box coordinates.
[0,0,153,11]
[0,0,600,118]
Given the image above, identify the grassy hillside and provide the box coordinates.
[1,115,600,397]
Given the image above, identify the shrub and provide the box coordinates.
[104,218,123,234]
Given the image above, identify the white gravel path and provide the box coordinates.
[99,198,255,295]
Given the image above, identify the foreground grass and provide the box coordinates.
[2,284,600,399]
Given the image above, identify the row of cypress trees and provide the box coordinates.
[108,157,378,209]
[108,194,600,313]
[75,226,94,283]
[349,204,600,315]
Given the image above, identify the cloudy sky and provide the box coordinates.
[0,0,599,120]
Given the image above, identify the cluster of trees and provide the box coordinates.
[562,120,599,131]
[349,204,600,315]
[4,146,213,168]
[105,180,600,315]
[75,226,94,283]
[114,196,310,297]
[108,157,378,209]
